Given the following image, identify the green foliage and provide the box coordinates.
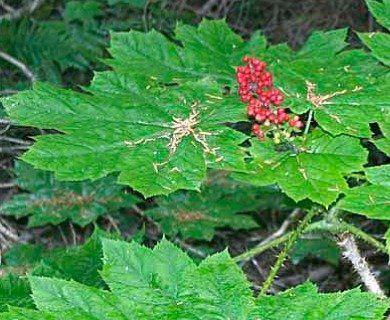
[255,282,389,319]
[337,165,390,219]
[264,28,387,138]
[3,20,263,197]
[4,19,388,206]
[359,0,390,159]
[1,238,388,319]
[0,161,139,227]
[0,275,34,312]
[233,129,368,206]
[31,230,108,288]
[3,244,44,267]
[290,238,340,265]
[360,0,390,66]
[146,177,261,240]
[1,5,390,316]
[0,1,107,86]
[0,230,109,312]
[107,0,149,7]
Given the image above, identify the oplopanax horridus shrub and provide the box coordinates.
[1,238,389,319]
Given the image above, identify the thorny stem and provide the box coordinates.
[339,222,387,254]
[306,220,388,255]
[338,233,386,299]
[233,232,292,263]
[259,207,320,296]
[234,208,301,264]
[319,207,387,254]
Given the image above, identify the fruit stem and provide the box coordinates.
[303,110,313,136]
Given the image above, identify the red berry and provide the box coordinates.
[258,131,265,141]
[278,113,289,123]
[247,106,255,117]
[255,114,266,122]
[268,114,276,122]
[252,123,261,134]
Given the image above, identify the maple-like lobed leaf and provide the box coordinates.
[267,30,388,138]
[2,19,388,199]
[2,20,253,197]
[2,238,388,319]
[232,129,368,206]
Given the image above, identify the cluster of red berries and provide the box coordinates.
[236,56,303,141]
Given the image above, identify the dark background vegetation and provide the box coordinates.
[0,0,388,296]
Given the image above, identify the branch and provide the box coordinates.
[0,0,45,22]
[0,89,19,95]
[0,50,36,81]
[0,182,15,188]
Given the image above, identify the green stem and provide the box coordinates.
[305,219,387,254]
[339,222,387,254]
[259,208,319,296]
[233,232,292,263]
[303,110,313,136]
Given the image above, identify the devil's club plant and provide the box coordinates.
[1,238,389,319]
[3,19,388,204]
[1,0,390,316]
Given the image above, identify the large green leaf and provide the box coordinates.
[232,129,368,206]
[3,20,255,197]
[146,177,260,240]
[264,29,388,137]
[2,239,388,319]
[0,161,139,227]
[255,282,388,319]
[3,20,388,198]
[337,165,390,219]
